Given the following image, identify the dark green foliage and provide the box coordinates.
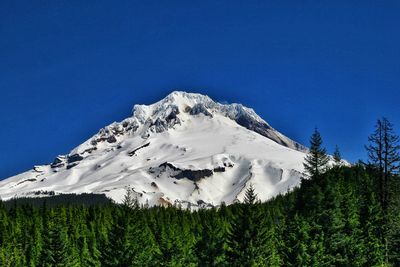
[333,145,342,165]
[3,193,111,209]
[39,208,76,267]
[101,210,130,266]
[365,117,400,263]
[122,188,139,210]
[365,118,400,215]
[227,203,268,266]
[195,209,228,266]
[0,165,398,266]
[303,128,330,178]
[243,183,258,204]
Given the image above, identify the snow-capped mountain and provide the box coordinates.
[0,91,308,208]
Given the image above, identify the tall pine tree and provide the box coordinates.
[303,128,329,178]
[366,117,400,263]
[227,186,267,266]
[333,145,342,166]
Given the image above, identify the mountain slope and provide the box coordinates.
[0,91,308,207]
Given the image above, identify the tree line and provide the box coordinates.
[0,117,398,266]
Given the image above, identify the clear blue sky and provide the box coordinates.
[1,0,399,179]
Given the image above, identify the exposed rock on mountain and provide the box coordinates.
[0,91,308,208]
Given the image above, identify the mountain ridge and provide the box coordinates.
[0,91,308,207]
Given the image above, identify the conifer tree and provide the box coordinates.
[39,217,70,267]
[362,192,385,265]
[100,210,130,267]
[388,210,400,265]
[303,128,330,178]
[196,210,228,266]
[122,187,139,209]
[227,203,268,266]
[366,117,400,263]
[243,183,258,204]
[126,212,161,266]
[284,213,311,266]
[264,221,284,266]
[333,145,342,166]
[366,118,400,209]
[81,237,100,267]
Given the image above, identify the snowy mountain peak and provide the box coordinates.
[125,91,305,151]
[131,91,213,126]
[132,91,264,125]
[0,91,308,208]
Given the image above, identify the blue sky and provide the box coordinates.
[1,0,399,179]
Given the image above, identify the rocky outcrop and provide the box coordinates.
[173,169,213,182]
[17,178,37,186]
[147,105,181,133]
[67,154,83,164]
[51,157,65,168]
[66,163,79,170]
[150,162,215,182]
[128,142,150,157]
[213,166,226,172]
[90,121,138,146]
[189,103,213,117]
[65,154,84,169]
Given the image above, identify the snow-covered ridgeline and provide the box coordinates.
[0,91,308,207]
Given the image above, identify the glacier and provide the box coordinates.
[0,91,308,208]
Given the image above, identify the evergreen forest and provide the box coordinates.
[0,117,399,266]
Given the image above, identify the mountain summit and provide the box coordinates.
[0,91,307,207]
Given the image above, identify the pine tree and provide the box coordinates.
[303,128,330,178]
[321,180,346,265]
[101,210,130,267]
[39,215,70,267]
[366,117,400,263]
[243,183,258,204]
[362,192,385,265]
[126,211,161,266]
[343,196,364,266]
[196,210,228,266]
[388,165,400,264]
[122,187,139,209]
[333,145,342,166]
[264,218,284,266]
[388,208,400,265]
[366,118,400,209]
[227,203,268,266]
[81,236,100,267]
